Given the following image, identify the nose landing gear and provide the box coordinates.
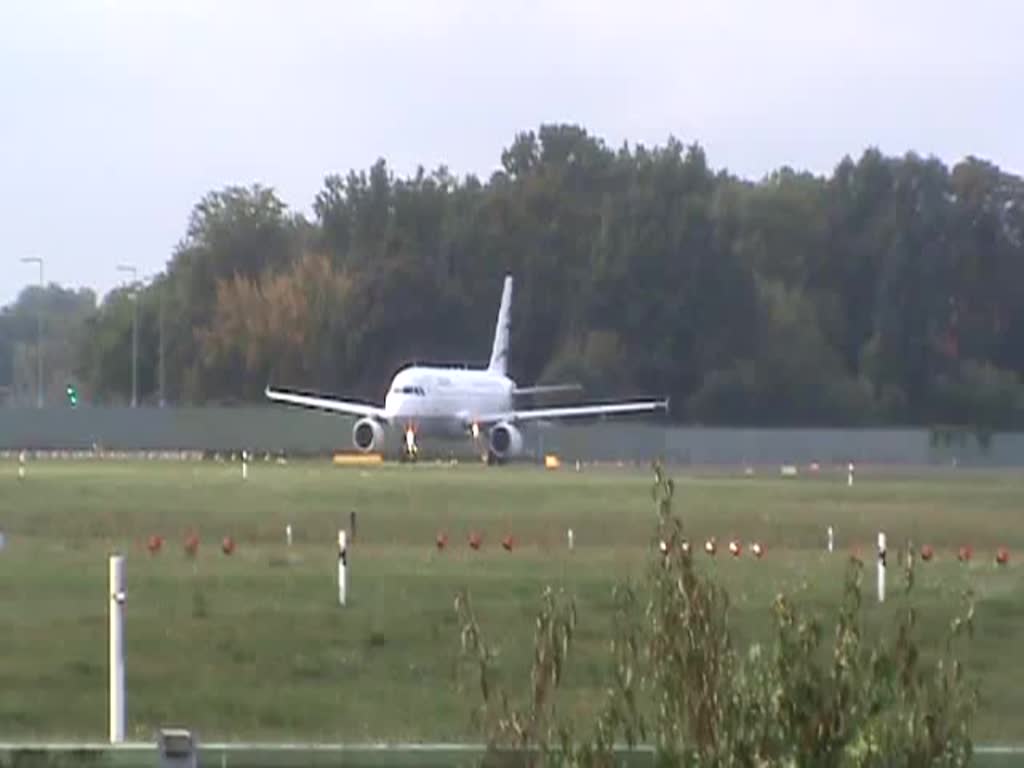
[401,425,418,462]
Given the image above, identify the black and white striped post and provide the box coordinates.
[338,530,348,606]
[877,532,886,603]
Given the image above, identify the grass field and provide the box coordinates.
[2,458,1023,744]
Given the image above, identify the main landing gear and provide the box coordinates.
[471,422,502,465]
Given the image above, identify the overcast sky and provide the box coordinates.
[1,0,1019,306]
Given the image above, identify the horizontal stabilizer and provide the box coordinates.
[512,383,584,397]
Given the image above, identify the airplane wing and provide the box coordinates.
[265,386,388,422]
[476,398,669,426]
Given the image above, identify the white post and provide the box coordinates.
[17,450,25,480]
[827,526,834,553]
[109,555,126,743]
[337,530,347,606]
[877,532,886,604]
[567,528,574,551]
[286,524,293,547]
[242,451,248,480]
[848,462,855,487]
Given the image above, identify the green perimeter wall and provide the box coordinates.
[1,407,1021,466]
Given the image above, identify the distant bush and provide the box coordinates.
[455,464,978,767]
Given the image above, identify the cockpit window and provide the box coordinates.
[392,385,426,395]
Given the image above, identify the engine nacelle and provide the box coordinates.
[488,422,523,462]
[352,418,385,453]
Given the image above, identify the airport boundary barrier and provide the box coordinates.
[1,406,1022,467]
[1,742,1023,768]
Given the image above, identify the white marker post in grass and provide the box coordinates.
[828,526,834,553]
[286,524,293,547]
[109,554,126,743]
[877,532,886,604]
[567,528,574,551]
[848,462,855,487]
[242,451,248,481]
[338,530,347,606]
[17,450,25,480]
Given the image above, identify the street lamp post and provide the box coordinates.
[20,257,44,408]
[117,265,138,408]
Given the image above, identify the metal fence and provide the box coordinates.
[1,407,1021,466]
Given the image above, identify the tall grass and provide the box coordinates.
[456,464,979,766]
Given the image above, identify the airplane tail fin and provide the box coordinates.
[488,275,512,375]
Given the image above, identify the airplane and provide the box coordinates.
[265,274,669,464]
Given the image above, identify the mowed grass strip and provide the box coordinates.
[1,460,1022,741]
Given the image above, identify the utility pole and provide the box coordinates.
[117,264,138,408]
[20,257,44,408]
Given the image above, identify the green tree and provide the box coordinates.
[161,184,305,402]
[0,284,95,405]
[201,252,353,399]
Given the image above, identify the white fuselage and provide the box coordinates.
[382,365,514,437]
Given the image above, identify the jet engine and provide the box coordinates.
[488,422,523,463]
[352,418,385,453]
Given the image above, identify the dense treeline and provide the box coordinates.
[3,124,1024,427]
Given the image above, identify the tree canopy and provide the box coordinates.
[4,125,1024,428]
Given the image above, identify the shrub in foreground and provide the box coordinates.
[455,464,977,767]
